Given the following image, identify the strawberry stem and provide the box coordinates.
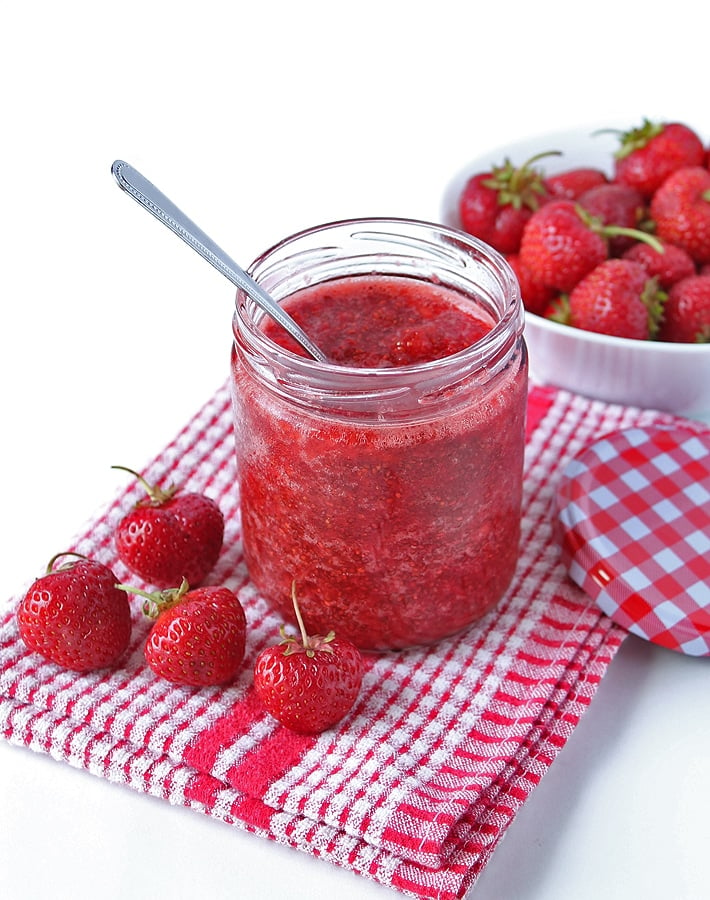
[281,581,335,658]
[46,551,88,574]
[112,465,178,505]
[291,580,311,650]
[117,577,190,618]
[574,204,664,253]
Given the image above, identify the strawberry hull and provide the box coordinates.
[231,221,528,651]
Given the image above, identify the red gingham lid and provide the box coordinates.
[555,425,710,656]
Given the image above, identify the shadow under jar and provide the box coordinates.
[231,218,528,651]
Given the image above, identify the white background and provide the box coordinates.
[1,2,709,898]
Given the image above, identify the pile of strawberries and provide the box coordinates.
[16,469,364,735]
[458,119,710,342]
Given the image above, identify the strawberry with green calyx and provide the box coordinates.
[519,200,663,293]
[650,166,710,266]
[120,578,247,687]
[610,119,706,197]
[253,582,364,735]
[17,552,132,672]
[459,151,559,255]
[567,259,666,340]
[658,274,710,343]
[113,465,224,589]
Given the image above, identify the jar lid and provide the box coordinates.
[555,425,710,656]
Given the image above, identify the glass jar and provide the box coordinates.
[231,218,527,651]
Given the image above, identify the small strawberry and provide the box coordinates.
[622,238,696,289]
[17,553,132,671]
[544,167,608,200]
[518,200,661,293]
[612,119,706,197]
[506,253,557,315]
[650,166,710,265]
[113,466,224,589]
[253,583,364,735]
[124,579,247,686]
[458,152,556,254]
[567,259,665,340]
[658,274,710,343]
[577,183,649,255]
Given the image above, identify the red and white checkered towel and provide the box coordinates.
[0,381,701,899]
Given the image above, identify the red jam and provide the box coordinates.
[261,275,493,366]
[232,272,527,651]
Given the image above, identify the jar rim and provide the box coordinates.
[236,217,521,375]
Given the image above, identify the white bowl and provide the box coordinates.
[441,125,710,422]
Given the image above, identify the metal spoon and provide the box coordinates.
[111,160,328,363]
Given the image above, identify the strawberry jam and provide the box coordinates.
[231,220,527,650]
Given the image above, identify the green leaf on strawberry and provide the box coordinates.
[253,582,364,735]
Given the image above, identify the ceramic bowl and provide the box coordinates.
[441,125,710,422]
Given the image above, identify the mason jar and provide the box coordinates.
[231,218,527,651]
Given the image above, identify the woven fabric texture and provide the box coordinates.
[1,381,697,899]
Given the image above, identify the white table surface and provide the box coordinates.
[2,3,709,898]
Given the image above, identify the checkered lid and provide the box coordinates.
[555,425,710,656]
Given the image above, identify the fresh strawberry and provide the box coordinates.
[458,153,554,254]
[519,201,608,291]
[544,167,608,200]
[613,119,705,197]
[253,583,364,734]
[650,166,710,265]
[126,580,247,686]
[622,238,696,289]
[17,553,132,671]
[113,466,224,589]
[567,259,665,340]
[518,200,660,293]
[658,274,710,343]
[506,253,557,315]
[577,183,648,255]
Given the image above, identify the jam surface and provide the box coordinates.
[233,274,527,650]
[263,275,494,366]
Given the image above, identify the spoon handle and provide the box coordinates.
[111,160,327,363]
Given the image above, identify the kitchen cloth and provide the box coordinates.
[1,381,705,900]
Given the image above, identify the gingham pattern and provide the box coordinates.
[1,382,704,900]
[556,426,710,656]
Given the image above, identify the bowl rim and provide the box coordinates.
[524,310,710,354]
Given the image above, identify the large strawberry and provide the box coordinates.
[458,153,553,254]
[253,583,364,734]
[650,166,710,265]
[566,258,665,340]
[113,466,224,588]
[17,553,132,671]
[613,119,706,197]
[658,274,710,343]
[126,580,247,686]
[518,200,659,293]
[519,201,607,292]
